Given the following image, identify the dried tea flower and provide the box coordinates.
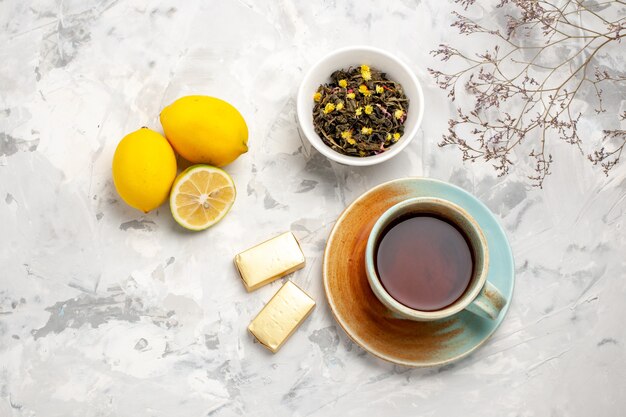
[312,65,409,157]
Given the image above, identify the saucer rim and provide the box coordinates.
[322,177,516,368]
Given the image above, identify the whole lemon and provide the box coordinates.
[112,127,177,212]
[160,96,248,166]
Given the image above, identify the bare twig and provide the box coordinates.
[428,0,626,187]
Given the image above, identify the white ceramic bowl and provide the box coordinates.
[296,46,424,166]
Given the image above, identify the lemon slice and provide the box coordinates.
[170,165,236,231]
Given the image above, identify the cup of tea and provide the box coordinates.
[365,197,507,321]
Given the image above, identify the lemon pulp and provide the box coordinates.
[170,165,236,230]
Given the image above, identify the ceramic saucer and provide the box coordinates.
[323,178,515,367]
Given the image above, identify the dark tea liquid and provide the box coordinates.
[375,215,474,311]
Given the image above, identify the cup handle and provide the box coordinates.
[465,281,507,320]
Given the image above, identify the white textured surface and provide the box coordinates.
[1,1,625,416]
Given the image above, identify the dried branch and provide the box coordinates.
[588,111,626,175]
[428,0,626,187]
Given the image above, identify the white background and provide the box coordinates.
[1,0,624,416]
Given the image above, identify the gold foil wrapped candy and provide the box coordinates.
[248,281,315,353]
[234,232,306,291]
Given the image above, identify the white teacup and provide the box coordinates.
[365,197,507,322]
